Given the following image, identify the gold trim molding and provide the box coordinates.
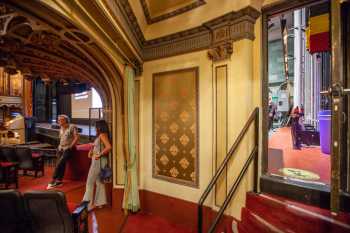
[116,1,260,61]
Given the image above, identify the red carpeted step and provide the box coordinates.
[245,192,350,233]
[237,222,250,233]
[240,207,283,233]
[122,212,195,233]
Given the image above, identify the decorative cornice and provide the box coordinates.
[98,1,261,63]
[139,0,206,25]
[117,0,146,46]
[142,6,260,60]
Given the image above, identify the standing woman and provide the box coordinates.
[82,120,112,210]
[290,106,301,150]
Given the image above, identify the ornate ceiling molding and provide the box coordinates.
[142,6,260,60]
[116,0,261,61]
[139,0,206,25]
[0,2,110,90]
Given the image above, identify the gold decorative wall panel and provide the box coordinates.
[153,67,199,187]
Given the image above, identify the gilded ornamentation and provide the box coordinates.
[160,154,169,165]
[117,0,260,61]
[153,68,199,187]
[169,144,179,156]
[190,148,195,158]
[191,172,195,181]
[170,167,179,177]
[169,122,179,133]
[179,134,190,146]
[180,111,190,122]
[207,42,233,62]
[179,158,190,169]
[190,124,196,134]
[160,133,169,144]
[160,111,169,121]
[155,144,160,153]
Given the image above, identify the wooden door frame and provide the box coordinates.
[261,0,350,212]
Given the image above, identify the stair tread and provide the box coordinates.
[245,192,350,233]
[241,207,286,233]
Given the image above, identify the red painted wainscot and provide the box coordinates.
[116,189,237,233]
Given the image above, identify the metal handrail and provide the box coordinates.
[198,107,259,233]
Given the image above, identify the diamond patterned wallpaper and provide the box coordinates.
[153,67,199,187]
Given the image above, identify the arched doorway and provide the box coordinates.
[0,1,125,189]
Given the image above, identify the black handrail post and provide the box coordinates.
[197,107,260,233]
[253,108,259,193]
[198,204,203,233]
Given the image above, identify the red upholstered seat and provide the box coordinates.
[64,144,92,181]
[0,162,17,167]
[76,143,93,152]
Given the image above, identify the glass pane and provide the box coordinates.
[266,3,331,186]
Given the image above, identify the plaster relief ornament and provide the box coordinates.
[179,111,190,122]
[169,144,179,156]
[179,134,190,146]
[160,133,169,144]
[169,122,179,133]
[179,157,190,169]
[170,167,179,177]
[160,154,169,166]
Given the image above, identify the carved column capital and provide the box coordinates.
[207,42,233,62]
[207,24,233,61]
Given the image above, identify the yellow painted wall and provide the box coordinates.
[140,50,215,204]
[139,35,259,219]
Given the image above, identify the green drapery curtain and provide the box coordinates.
[122,65,140,212]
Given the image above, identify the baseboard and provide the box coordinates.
[112,188,235,232]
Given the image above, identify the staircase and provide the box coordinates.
[237,192,350,233]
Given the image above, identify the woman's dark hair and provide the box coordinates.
[95,120,110,138]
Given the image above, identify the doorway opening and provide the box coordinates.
[264,1,332,187]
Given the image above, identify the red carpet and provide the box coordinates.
[122,213,195,233]
[18,166,85,194]
[268,127,330,184]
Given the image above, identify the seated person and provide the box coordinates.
[47,115,79,189]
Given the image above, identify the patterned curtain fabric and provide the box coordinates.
[122,65,140,212]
